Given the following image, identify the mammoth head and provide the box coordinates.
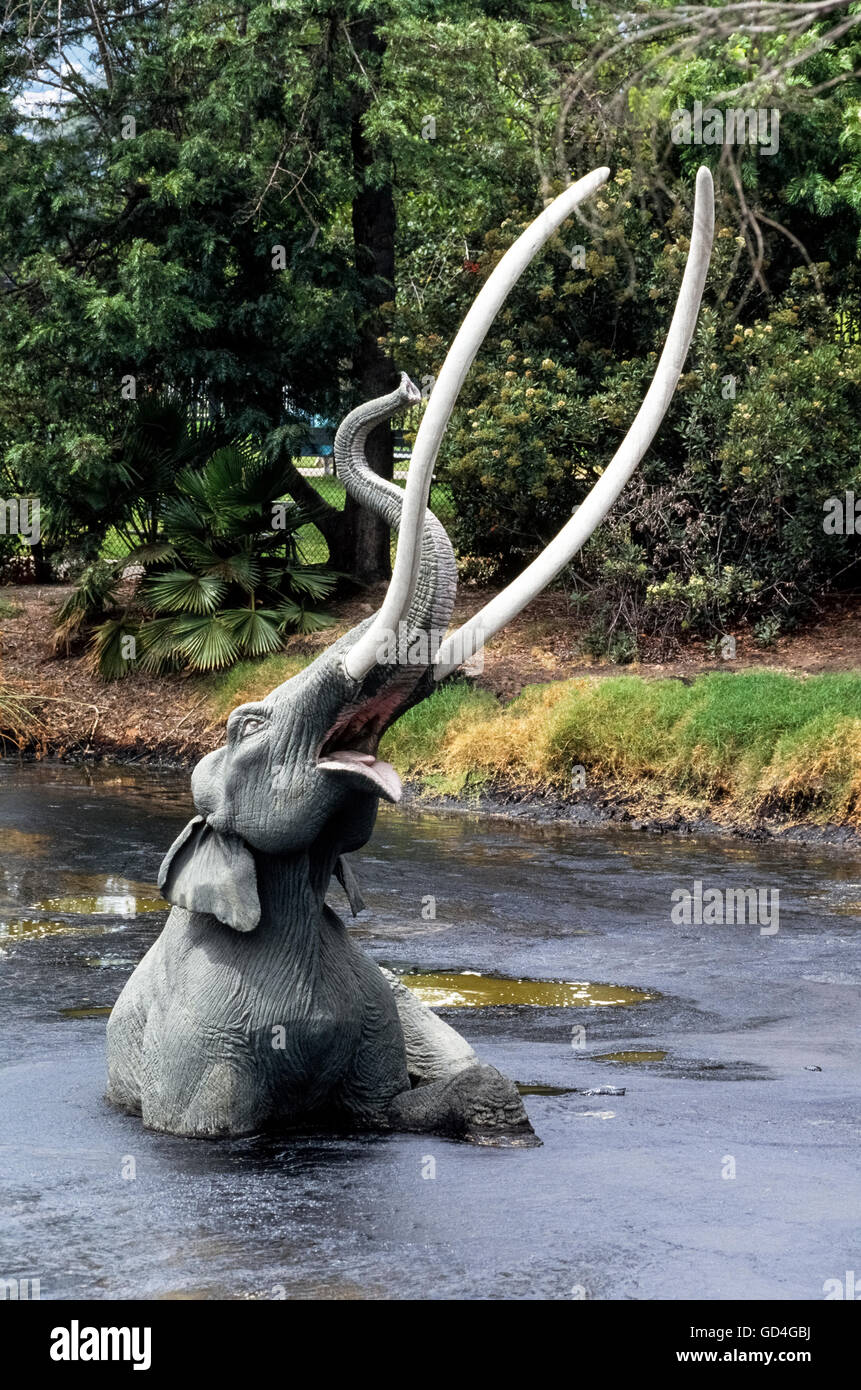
[159,166,715,933]
[158,617,434,931]
[190,620,425,852]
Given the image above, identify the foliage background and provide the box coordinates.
[2,1,861,663]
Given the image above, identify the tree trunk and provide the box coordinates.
[30,539,53,583]
[344,17,396,586]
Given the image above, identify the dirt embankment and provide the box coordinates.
[0,586,221,762]
[3,583,861,847]
[408,784,861,850]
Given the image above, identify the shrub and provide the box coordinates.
[396,174,861,653]
[56,441,335,678]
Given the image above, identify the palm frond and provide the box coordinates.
[72,425,337,679]
[136,617,184,674]
[276,600,335,635]
[220,608,284,657]
[170,615,240,670]
[160,494,211,548]
[282,565,338,601]
[146,570,227,615]
[119,541,177,567]
[88,619,139,681]
[180,541,260,591]
[53,561,124,653]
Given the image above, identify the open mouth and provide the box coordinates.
[317,700,403,803]
[316,747,402,802]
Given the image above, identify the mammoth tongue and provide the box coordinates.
[317,748,402,803]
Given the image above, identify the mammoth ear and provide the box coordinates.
[158,816,260,932]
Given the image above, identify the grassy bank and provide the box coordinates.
[5,614,861,829]
[203,655,311,721]
[379,671,861,828]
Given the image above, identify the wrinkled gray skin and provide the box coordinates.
[106,375,536,1146]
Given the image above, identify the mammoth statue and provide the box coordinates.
[106,166,714,1144]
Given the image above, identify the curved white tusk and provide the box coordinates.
[433,165,715,682]
[343,165,612,683]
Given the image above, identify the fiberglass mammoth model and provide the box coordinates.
[106,166,714,1145]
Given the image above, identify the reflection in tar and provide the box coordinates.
[0,761,859,1300]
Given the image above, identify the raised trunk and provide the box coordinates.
[334,377,457,647]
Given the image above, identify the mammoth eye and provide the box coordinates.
[236,715,268,740]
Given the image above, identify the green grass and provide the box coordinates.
[380,681,498,793]
[202,654,312,720]
[193,664,861,824]
[378,671,861,825]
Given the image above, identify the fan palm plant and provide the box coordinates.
[59,433,336,678]
[53,559,126,656]
[132,443,335,675]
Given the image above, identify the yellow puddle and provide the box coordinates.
[35,895,167,915]
[33,882,167,916]
[595,1050,668,1063]
[60,1006,113,1019]
[0,919,93,941]
[398,972,653,1008]
[2,875,167,945]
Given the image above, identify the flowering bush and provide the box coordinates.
[396,189,861,656]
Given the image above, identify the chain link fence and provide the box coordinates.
[99,399,456,568]
[295,463,456,566]
[100,462,456,569]
[293,402,456,565]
